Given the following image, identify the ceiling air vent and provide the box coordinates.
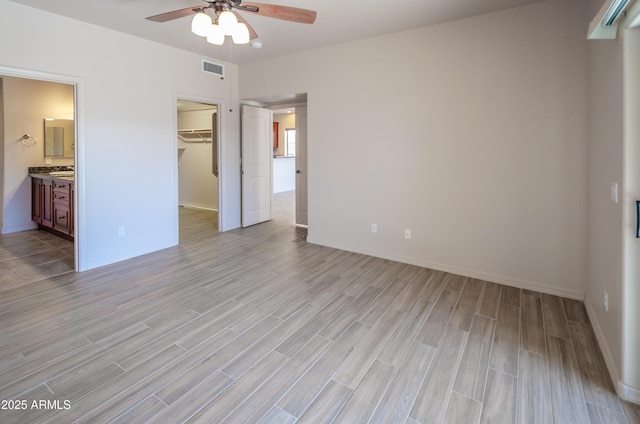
[202,60,224,78]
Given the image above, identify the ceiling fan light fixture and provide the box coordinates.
[147,2,317,49]
[206,24,225,45]
[218,11,238,36]
[232,22,250,44]
[191,12,212,36]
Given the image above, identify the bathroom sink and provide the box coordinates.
[48,170,75,176]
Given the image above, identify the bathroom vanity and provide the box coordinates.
[29,168,74,241]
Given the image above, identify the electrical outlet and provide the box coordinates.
[604,290,609,312]
[404,229,412,239]
[118,226,126,237]
[371,223,377,234]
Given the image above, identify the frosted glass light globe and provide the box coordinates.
[191,12,212,37]
[218,11,238,36]
[207,24,225,45]
[232,23,250,44]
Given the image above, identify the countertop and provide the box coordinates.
[29,173,74,181]
[28,166,75,181]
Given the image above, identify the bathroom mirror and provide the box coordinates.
[44,119,74,158]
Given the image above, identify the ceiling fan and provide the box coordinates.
[146,1,317,45]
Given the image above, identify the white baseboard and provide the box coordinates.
[306,237,585,300]
[78,239,178,272]
[580,295,640,405]
[617,380,640,405]
[2,223,38,234]
[584,296,622,394]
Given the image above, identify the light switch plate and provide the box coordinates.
[611,183,619,203]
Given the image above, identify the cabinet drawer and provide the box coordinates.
[53,203,71,234]
[53,180,71,191]
[53,191,70,202]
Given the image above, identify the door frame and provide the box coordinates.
[0,65,84,271]
[173,93,223,235]
[271,103,308,227]
[294,105,308,227]
[240,95,309,231]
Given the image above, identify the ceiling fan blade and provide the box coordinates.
[241,2,317,24]
[233,11,259,40]
[146,6,202,23]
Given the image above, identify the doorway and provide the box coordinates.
[272,107,296,225]
[176,99,221,240]
[240,93,308,230]
[0,66,80,272]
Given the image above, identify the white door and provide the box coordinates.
[295,106,308,226]
[242,105,272,227]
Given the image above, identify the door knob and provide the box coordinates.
[296,170,301,174]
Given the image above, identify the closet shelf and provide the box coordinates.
[178,129,212,143]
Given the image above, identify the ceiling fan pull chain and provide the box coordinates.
[227,41,234,112]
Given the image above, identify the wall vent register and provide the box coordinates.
[202,59,224,78]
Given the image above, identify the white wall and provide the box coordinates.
[621,21,640,402]
[2,77,74,233]
[273,157,295,193]
[178,108,218,211]
[240,0,589,298]
[586,0,640,403]
[0,0,241,270]
[586,0,625,400]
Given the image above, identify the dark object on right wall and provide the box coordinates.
[636,201,640,238]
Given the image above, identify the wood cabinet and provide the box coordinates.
[32,176,74,241]
[52,180,73,236]
[31,178,53,228]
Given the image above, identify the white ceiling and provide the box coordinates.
[9,0,546,65]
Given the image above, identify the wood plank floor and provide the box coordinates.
[0,204,638,423]
[0,229,74,291]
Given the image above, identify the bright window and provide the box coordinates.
[285,129,296,157]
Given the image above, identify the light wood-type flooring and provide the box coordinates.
[1,203,639,423]
[0,229,74,291]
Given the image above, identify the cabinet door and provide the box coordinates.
[32,178,42,224]
[41,179,53,228]
[70,182,74,236]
